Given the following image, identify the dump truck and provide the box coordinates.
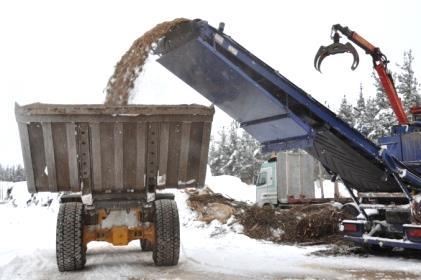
[15,103,214,271]
[154,20,421,251]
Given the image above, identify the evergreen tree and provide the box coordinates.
[238,130,266,183]
[337,95,355,127]
[396,50,420,116]
[0,164,26,182]
[372,72,389,110]
[222,121,241,176]
[363,98,382,140]
[354,84,367,135]
[209,127,230,176]
[208,136,219,176]
[371,70,396,140]
[208,121,268,183]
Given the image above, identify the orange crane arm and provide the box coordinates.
[332,24,409,125]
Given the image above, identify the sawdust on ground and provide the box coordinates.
[104,18,190,105]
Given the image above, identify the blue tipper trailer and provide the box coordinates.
[155,19,421,250]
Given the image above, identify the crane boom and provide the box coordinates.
[315,24,409,125]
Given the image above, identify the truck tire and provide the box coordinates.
[56,202,86,271]
[342,203,360,219]
[153,199,180,266]
[140,239,153,251]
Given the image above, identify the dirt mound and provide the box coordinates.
[187,191,350,245]
[104,18,190,105]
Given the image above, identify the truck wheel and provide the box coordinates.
[56,202,86,271]
[153,199,180,266]
[342,203,360,219]
[140,239,153,251]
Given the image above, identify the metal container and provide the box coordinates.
[276,150,315,203]
[15,103,214,194]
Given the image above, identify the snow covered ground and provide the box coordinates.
[1,179,421,280]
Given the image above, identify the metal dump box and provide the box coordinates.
[16,103,214,195]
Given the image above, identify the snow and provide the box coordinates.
[314,180,351,198]
[205,173,255,203]
[2,180,421,279]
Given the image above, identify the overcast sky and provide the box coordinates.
[1,0,420,165]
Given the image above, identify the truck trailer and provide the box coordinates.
[256,150,316,207]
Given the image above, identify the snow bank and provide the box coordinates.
[205,166,256,203]
[205,175,255,203]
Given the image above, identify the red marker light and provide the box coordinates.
[343,223,358,233]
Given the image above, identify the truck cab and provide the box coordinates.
[256,159,278,207]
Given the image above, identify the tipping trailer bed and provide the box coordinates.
[15,103,214,195]
[155,20,421,193]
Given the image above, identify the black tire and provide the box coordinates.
[56,202,86,271]
[153,199,180,266]
[342,203,360,219]
[140,239,153,251]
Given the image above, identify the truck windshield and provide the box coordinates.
[256,172,267,186]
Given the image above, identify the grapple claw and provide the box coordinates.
[314,41,359,72]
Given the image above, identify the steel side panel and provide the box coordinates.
[15,104,214,193]
[51,123,70,191]
[17,123,36,193]
[157,39,310,144]
[28,123,48,191]
[66,123,79,192]
[90,123,102,192]
[197,122,212,186]
[122,122,138,190]
[159,40,287,123]
[136,123,147,191]
[402,132,421,162]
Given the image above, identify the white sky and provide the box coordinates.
[0,0,420,165]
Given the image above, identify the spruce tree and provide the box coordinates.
[208,136,219,176]
[363,98,382,140]
[371,71,396,140]
[397,50,420,116]
[208,120,268,183]
[223,121,241,176]
[209,126,230,176]
[372,72,389,110]
[337,95,355,127]
[354,84,367,135]
[238,130,266,183]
